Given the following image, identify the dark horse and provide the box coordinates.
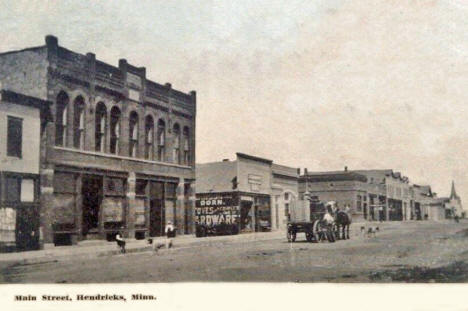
[334,209,352,240]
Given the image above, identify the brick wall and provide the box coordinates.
[0,48,48,100]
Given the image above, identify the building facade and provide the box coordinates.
[412,185,440,220]
[298,169,371,221]
[0,88,51,251]
[0,36,196,247]
[196,153,298,233]
[298,168,441,222]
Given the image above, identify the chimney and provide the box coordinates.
[45,35,58,47]
[344,166,348,172]
[304,168,308,175]
[45,35,58,59]
[297,168,301,175]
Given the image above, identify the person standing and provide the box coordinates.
[115,230,126,254]
[165,221,176,249]
[378,206,384,222]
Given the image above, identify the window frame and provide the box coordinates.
[129,112,139,158]
[73,98,85,149]
[144,116,154,160]
[110,107,121,155]
[157,120,166,161]
[95,103,107,153]
[7,116,23,158]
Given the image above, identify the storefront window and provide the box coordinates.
[5,177,20,202]
[356,195,362,211]
[20,179,35,202]
[135,179,147,196]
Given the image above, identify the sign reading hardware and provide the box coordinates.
[195,196,239,225]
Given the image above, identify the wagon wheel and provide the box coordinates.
[287,230,296,242]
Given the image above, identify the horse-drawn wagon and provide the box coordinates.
[287,197,352,243]
[286,199,336,243]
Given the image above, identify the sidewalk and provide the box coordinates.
[0,231,285,265]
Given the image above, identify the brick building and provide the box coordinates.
[298,169,373,222]
[0,87,52,251]
[0,36,196,247]
[196,153,299,233]
[299,168,417,222]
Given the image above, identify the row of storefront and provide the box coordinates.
[299,168,463,222]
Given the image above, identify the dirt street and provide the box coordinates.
[2,221,468,283]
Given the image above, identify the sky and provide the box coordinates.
[1,0,467,201]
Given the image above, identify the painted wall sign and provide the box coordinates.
[127,72,142,89]
[195,195,239,225]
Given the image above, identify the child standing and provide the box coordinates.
[165,221,176,249]
[115,231,126,254]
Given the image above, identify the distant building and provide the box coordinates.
[298,167,443,222]
[298,169,372,221]
[438,181,464,219]
[196,153,298,233]
[412,185,446,221]
[0,36,196,248]
[0,88,51,252]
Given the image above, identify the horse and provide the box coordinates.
[332,204,352,240]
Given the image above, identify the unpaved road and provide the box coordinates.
[2,221,468,283]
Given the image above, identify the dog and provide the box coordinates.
[367,226,380,238]
[147,238,165,253]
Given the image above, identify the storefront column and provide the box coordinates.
[74,174,82,243]
[187,182,196,234]
[252,198,257,232]
[126,172,136,238]
[176,178,185,235]
[410,200,414,220]
[39,167,54,248]
[270,195,278,231]
[385,197,390,221]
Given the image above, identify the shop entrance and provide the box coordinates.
[240,201,253,232]
[82,175,103,236]
[415,203,422,220]
[15,206,40,251]
[149,181,165,237]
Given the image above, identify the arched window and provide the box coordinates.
[145,115,154,160]
[157,119,166,161]
[173,123,181,164]
[183,126,190,165]
[95,102,107,152]
[110,106,121,154]
[73,96,85,149]
[55,91,69,146]
[129,111,139,158]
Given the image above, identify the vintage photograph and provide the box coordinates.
[0,0,467,286]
